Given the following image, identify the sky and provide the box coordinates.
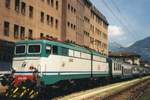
[91,0,150,47]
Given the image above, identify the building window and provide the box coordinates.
[55,19,58,29]
[50,16,53,26]
[47,15,50,25]
[74,25,76,30]
[15,0,20,12]
[52,46,58,55]
[20,26,25,40]
[71,6,74,12]
[14,24,19,39]
[28,29,33,39]
[71,23,73,29]
[21,2,26,15]
[68,4,70,10]
[56,1,58,10]
[40,33,44,38]
[67,22,70,27]
[3,21,9,36]
[47,0,50,5]
[41,12,44,23]
[74,9,76,13]
[29,6,33,18]
[5,0,11,9]
[51,0,54,7]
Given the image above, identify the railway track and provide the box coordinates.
[55,76,150,100]
[0,76,150,100]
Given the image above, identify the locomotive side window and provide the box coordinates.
[46,45,51,55]
[61,47,68,56]
[28,44,41,54]
[15,45,26,54]
[52,46,58,55]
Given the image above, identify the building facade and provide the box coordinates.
[109,51,141,65]
[61,0,108,55]
[0,0,109,63]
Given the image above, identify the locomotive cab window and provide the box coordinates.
[28,44,41,54]
[15,45,26,55]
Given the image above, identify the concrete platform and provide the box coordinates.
[55,76,150,100]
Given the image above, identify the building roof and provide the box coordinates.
[109,51,141,58]
[83,0,109,25]
[91,6,109,25]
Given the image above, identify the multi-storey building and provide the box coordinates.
[61,0,108,55]
[0,0,108,65]
[0,0,62,66]
[0,0,62,41]
[90,6,108,55]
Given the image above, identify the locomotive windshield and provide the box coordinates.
[28,44,41,54]
[15,45,26,54]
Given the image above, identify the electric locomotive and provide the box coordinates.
[5,39,109,97]
[2,39,150,99]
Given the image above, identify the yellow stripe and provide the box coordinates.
[20,91,26,97]
[13,88,19,94]
[29,90,34,95]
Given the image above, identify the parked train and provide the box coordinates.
[1,39,150,98]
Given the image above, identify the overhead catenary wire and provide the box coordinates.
[102,0,132,34]
[110,0,137,35]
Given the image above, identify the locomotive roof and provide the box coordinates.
[15,40,107,57]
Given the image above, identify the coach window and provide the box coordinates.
[117,64,119,71]
[120,65,122,70]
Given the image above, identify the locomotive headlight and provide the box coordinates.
[29,66,34,70]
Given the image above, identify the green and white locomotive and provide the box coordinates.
[2,39,150,99]
[12,39,109,86]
